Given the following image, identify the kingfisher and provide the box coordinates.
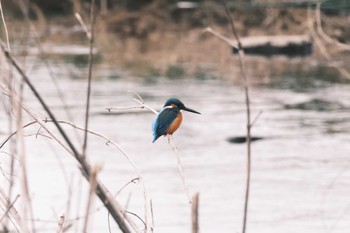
[152,98,201,143]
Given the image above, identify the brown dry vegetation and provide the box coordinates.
[3,1,350,79]
[98,6,350,80]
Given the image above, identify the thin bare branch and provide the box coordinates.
[74,13,91,39]
[191,193,199,233]
[222,2,252,233]
[0,194,20,223]
[0,0,10,51]
[82,165,100,233]
[150,200,154,233]
[132,99,158,115]
[82,0,97,159]
[16,0,80,146]
[0,3,16,232]
[0,117,149,233]
[204,27,238,49]
[1,40,80,157]
[115,178,140,197]
[130,90,158,115]
[0,188,22,233]
[250,110,263,127]
[0,121,37,149]
[106,106,146,112]
[124,211,146,227]
[168,135,191,204]
[108,178,140,233]
[14,61,36,233]
[106,91,159,115]
[56,215,65,233]
[0,43,136,233]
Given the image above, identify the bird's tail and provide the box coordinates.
[152,134,160,143]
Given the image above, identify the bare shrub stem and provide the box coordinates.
[56,215,65,233]
[168,135,192,204]
[83,165,99,233]
[0,0,10,51]
[0,187,22,232]
[206,2,253,233]
[191,193,199,233]
[0,43,135,233]
[82,0,97,158]
[0,194,20,224]
[224,4,252,232]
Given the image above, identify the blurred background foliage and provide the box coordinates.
[4,0,350,15]
[2,0,350,78]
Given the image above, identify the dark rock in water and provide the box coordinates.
[284,98,345,112]
[227,136,264,144]
[232,35,312,57]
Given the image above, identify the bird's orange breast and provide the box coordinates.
[166,112,182,135]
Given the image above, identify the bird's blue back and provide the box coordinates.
[152,107,180,142]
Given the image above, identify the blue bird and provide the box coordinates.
[152,98,201,143]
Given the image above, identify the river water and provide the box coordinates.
[1,49,350,233]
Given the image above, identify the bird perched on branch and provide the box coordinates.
[152,98,201,143]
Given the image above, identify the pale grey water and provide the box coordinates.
[1,52,350,233]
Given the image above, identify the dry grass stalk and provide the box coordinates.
[0,194,20,224]
[191,193,199,233]
[0,188,22,232]
[15,83,33,233]
[0,44,136,233]
[82,165,100,233]
[56,215,65,233]
[0,0,10,51]
[168,135,192,204]
[223,3,252,233]
[150,200,154,233]
[5,8,38,228]
[82,0,97,158]
[16,0,82,142]
[206,2,253,233]
[0,8,16,231]
[1,116,150,232]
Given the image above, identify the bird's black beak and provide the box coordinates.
[183,106,201,114]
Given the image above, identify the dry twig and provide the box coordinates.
[0,0,10,51]
[223,3,252,233]
[191,193,199,233]
[168,135,192,204]
[0,42,136,233]
[82,165,100,233]
[205,2,253,233]
[0,187,22,232]
[56,215,65,233]
[82,0,97,158]
[0,117,149,233]
[106,91,159,115]
[0,194,20,224]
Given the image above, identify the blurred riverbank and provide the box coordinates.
[2,1,350,81]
